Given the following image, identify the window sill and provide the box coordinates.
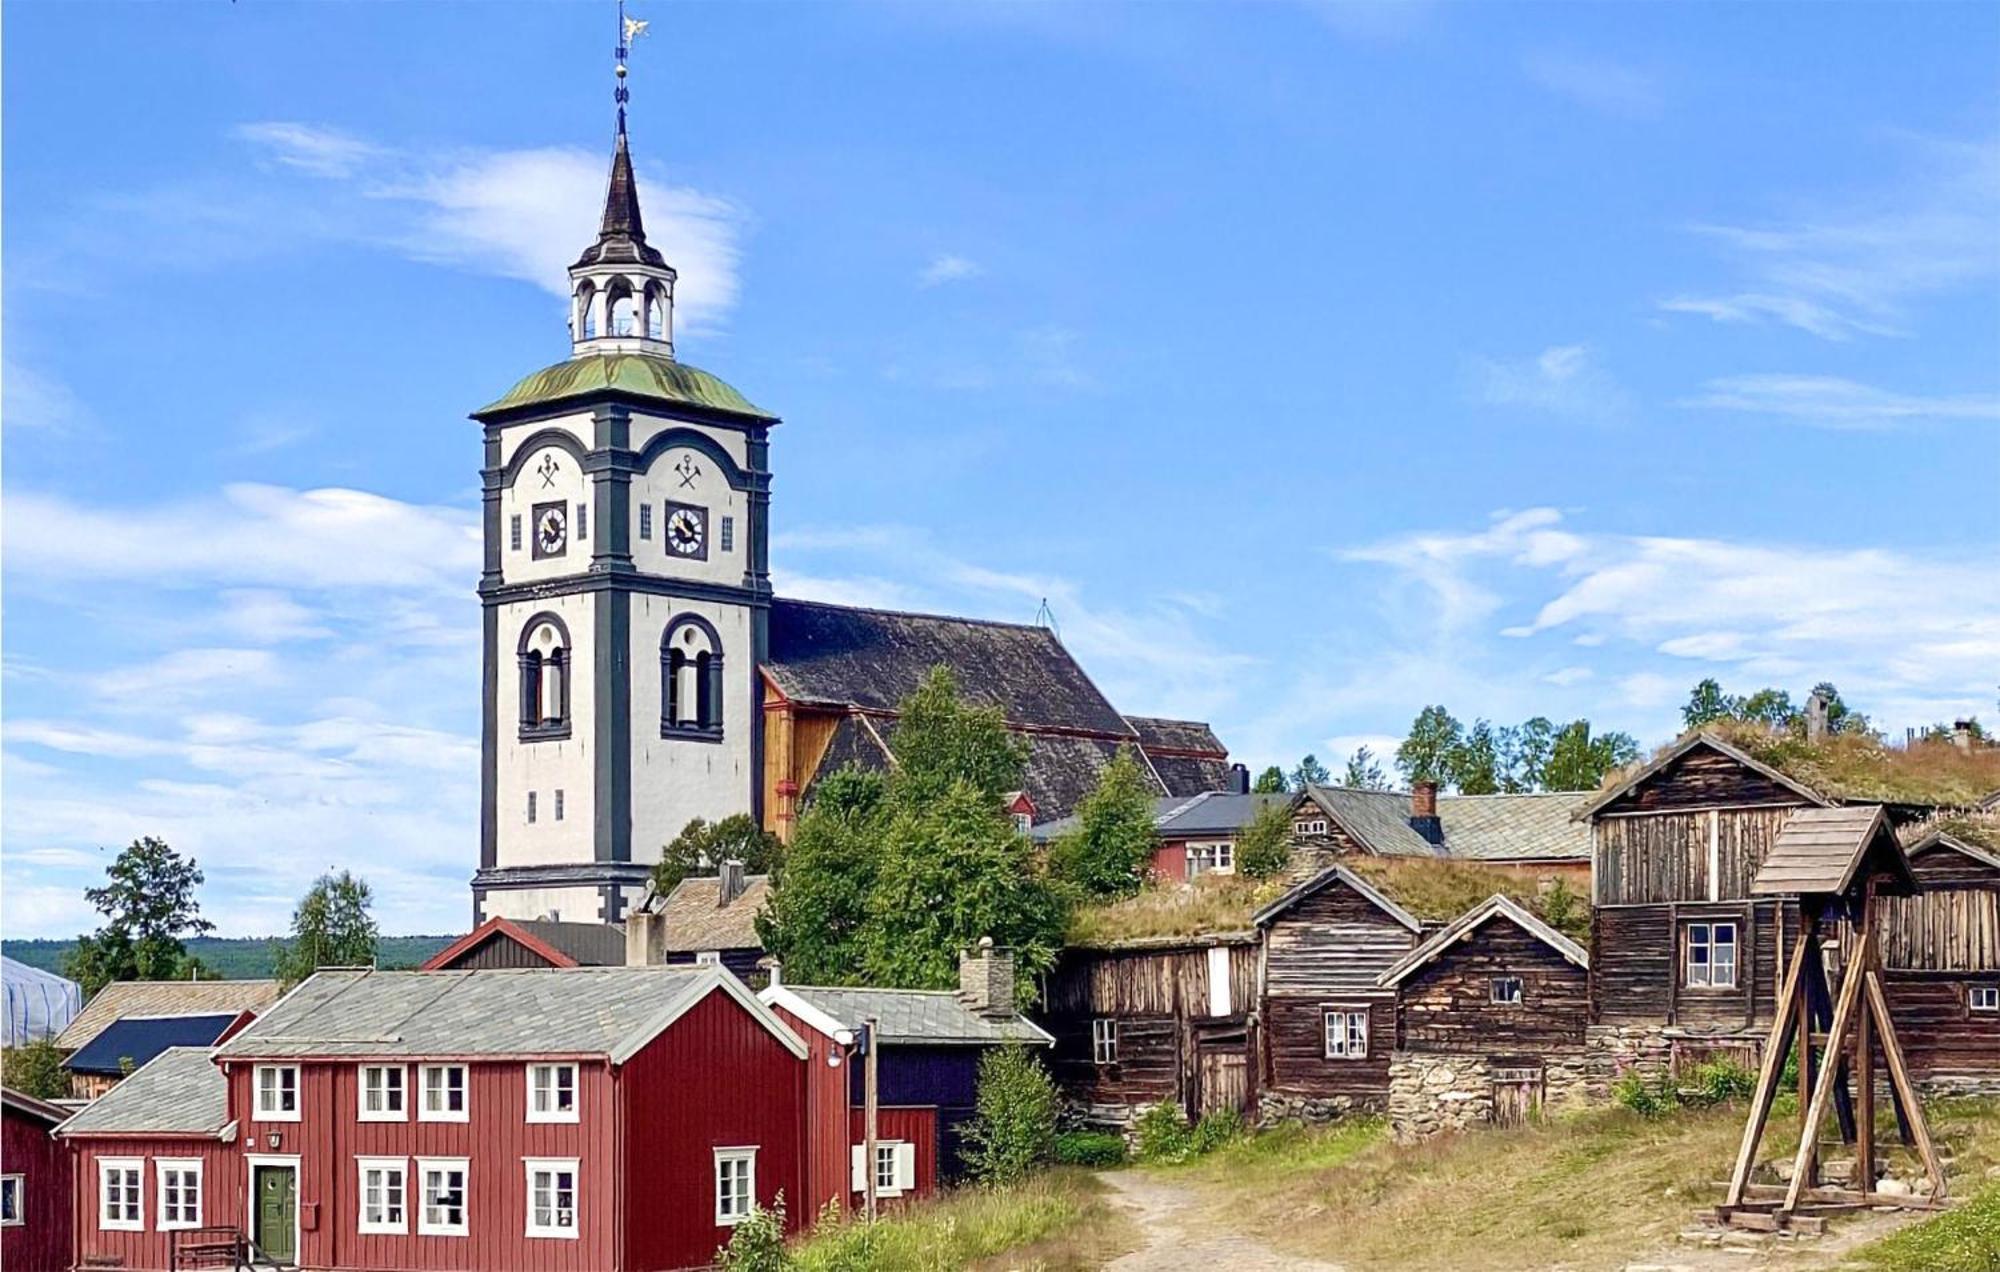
[520,724,572,743]
[660,724,725,744]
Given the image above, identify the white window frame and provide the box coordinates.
[524,1158,580,1239]
[1295,818,1328,836]
[1091,1018,1117,1065]
[1684,921,1739,990]
[1323,1008,1369,1060]
[695,951,722,967]
[1185,841,1235,878]
[419,1064,468,1122]
[98,1158,143,1231]
[0,1174,21,1227]
[526,1063,579,1123]
[358,1064,407,1122]
[1971,985,2000,1013]
[416,1157,470,1237]
[849,1142,916,1198]
[714,1148,756,1226]
[357,1157,408,1235]
[156,1158,203,1231]
[1490,976,1525,1005]
[253,1064,301,1122]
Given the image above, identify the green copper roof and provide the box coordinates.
[478,352,773,421]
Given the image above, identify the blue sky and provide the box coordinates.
[5,2,1996,937]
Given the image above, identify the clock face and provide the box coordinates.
[532,501,567,559]
[664,502,707,560]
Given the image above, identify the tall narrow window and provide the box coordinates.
[639,504,653,540]
[525,1160,579,1238]
[1092,1018,1117,1065]
[418,1159,469,1236]
[554,789,565,821]
[720,515,735,553]
[527,792,537,824]
[715,1149,756,1225]
[661,616,724,739]
[518,615,571,741]
[576,502,588,541]
[510,514,523,551]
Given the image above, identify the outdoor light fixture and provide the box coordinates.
[267,1132,281,1150]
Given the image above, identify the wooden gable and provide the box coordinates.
[1597,737,1823,817]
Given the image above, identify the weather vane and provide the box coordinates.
[615,0,650,135]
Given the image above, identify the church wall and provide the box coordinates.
[496,411,593,471]
[499,430,593,588]
[629,440,753,590]
[481,884,606,925]
[630,410,751,467]
[494,593,597,869]
[628,592,758,863]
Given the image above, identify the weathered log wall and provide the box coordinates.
[1595,807,1794,905]
[1261,876,1417,1103]
[1591,899,1792,1029]
[1396,919,1588,1053]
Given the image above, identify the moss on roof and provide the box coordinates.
[1067,875,1282,947]
[1344,857,1590,940]
[477,352,774,420]
[1930,814,2000,854]
[1641,723,2000,809]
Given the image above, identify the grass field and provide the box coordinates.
[790,1169,1134,1271]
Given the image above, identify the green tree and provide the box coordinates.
[1236,801,1294,879]
[889,665,1027,807]
[1049,747,1158,901]
[1251,765,1288,794]
[756,766,887,984]
[3,1037,70,1100]
[1341,746,1389,790]
[1500,717,1556,792]
[1739,688,1798,727]
[961,1045,1059,1185]
[64,837,213,995]
[1288,754,1331,791]
[1396,706,1464,787]
[273,871,379,987]
[1682,678,1736,730]
[860,779,1066,996]
[653,814,784,897]
[1542,720,1640,791]
[1448,720,1503,795]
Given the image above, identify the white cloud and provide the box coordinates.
[3,359,89,433]
[1467,344,1630,423]
[1543,666,1593,687]
[1523,50,1664,119]
[919,254,982,287]
[91,649,282,704]
[236,122,382,179]
[1661,134,2000,341]
[1680,374,2000,431]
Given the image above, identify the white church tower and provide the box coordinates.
[469,96,777,924]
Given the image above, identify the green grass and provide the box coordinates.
[1853,1180,2000,1272]
[790,1169,1131,1272]
[1166,1115,1386,1180]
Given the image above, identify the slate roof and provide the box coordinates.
[64,1012,243,1076]
[1378,894,1589,988]
[1299,786,1593,862]
[762,984,1052,1047]
[1159,791,1295,837]
[653,875,770,953]
[1126,717,1238,796]
[57,1047,230,1139]
[217,966,803,1063]
[1753,805,1916,898]
[55,979,282,1052]
[1031,795,1201,843]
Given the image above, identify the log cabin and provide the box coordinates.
[1874,821,2000,1094]
[1250,864,1425,1122]
[1040,935,1260,1128]
[1376,894,1593,1138]
[4,1086,71,1272]
[63,966,811,1272]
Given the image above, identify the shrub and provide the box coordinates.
[961,1046,1059,1185]
[1683,1058,1756,1107]
[1134,1100,1195,1163]
[3,1039,69,1101]
[1190,1107,1245,1154]
[1537,878,1588,940]
[1236,803,1294,879]
[1613,1070,1679,1118]
[716,1193,792,1271]
[1053,1130,1129,1167]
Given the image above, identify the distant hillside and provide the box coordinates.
[3,934,459,980]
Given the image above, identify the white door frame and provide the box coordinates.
[244,1154,302,1267]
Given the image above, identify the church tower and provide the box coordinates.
[469,105,777,925]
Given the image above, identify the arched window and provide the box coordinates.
[644,283,667,340]
[607,279,639,338]
[661,615,723,740]
[519,615,572,740]
[576,282,599,341]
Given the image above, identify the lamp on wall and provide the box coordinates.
[267,1131,282,1150]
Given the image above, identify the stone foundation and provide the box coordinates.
[1388,1050,1596,1140]
[1257,1091,1375,1125]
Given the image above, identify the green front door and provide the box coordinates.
[254,1166,297,1265]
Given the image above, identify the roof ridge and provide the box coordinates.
[773,595,1076,641]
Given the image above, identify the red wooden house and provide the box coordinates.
[4,1085,73,1272]
[63,966,809,1272]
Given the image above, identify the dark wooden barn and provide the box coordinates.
[1377,894,1592,1137]
[1251,864,1424,1122]
[420,916,627,971]
[1874,822,2000,1094]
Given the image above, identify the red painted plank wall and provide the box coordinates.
[69,1138,241,1272]
[769,1001,851,1225]
[619,990,807,1272]
[5,1106,71,1272]
[222,1056,616,1272]
[846,1106,940,1204]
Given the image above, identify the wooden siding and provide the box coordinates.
[1395,919,1588,1053]
[5,1103,70,1272]
[71,1138,240,1272]
[1261,878,1416,1102]
[847,1106,940,1204]
[436,935,566,971]
[1599,745,1810,815]
[1876,890,2000,971]
[1596,807,1792,905]
[1044,944,1256,1018]
[769,1003,851,1224]
[1264,998,1391,1102]
[1046,1014,1179,1109]
[1590,899,1791,1030]
[620,989,807,1272]
[845,1046,982,1183]
[1881,972,2000,1083]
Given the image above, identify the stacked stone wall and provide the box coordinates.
[1388,1049,1597,1140]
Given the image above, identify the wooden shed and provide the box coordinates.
[1873,823,2000,1093]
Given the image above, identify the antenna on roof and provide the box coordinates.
[1034,597,1060,641]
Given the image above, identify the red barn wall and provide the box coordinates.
[846,1105,939,1204]
[769,1002,850,1224]
[619,989,806,1272]
[5,1107,70,1272]
[70,1137,240,1272]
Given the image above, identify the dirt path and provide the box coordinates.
[1096,1169,1347,1272]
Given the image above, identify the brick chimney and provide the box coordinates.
[1805,691,1829,743]
[956,937,1016,1019]
[1409,780,1444,847]
[718,859,746,907]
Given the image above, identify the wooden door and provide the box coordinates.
[1198,1050,1248,1117]
[255,1166,296,1265]
[1490,1067,1542,1128]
